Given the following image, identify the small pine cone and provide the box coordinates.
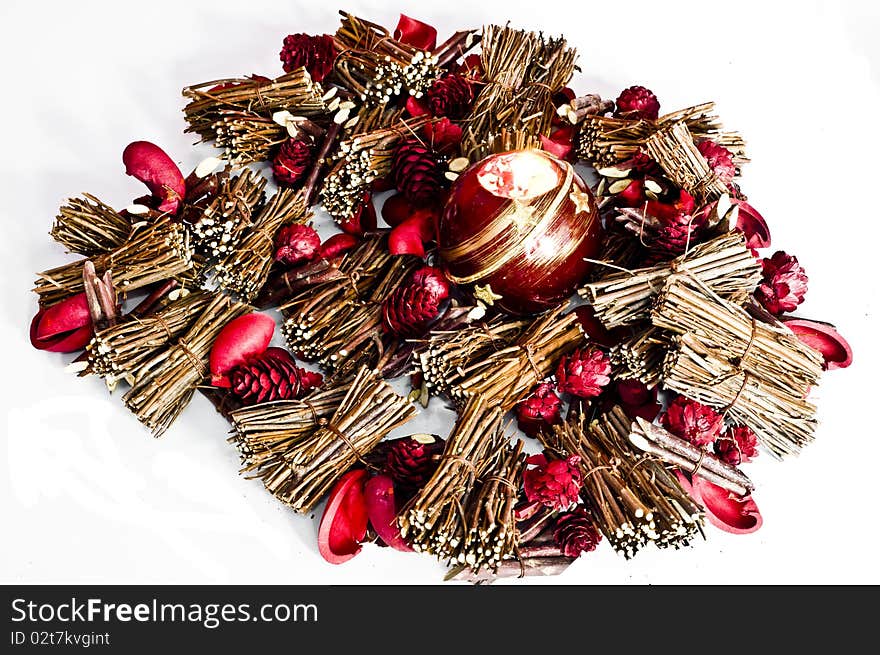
[426,74,475,120]
[274,223,320,266]
[556,347,612,398]
[279,33,336,82]
[229,347,322,406]
[390,138,445,206]
[755,251,808,315]
[516,383,562,438]
[273,138,314,187]
[660,395,723,448]
[382,266,450,337]
[553,507,602,557]
[523,454,582,511]
[384,435,445,490]
[614,85,660,121]
[697,140,737,185]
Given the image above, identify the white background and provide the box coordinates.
[2,0,878,585]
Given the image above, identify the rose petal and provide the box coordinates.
[677,471,763,535]
[393,14,437,51]
[732,199,771,249]
[318,233,359,259]
[318,469,369,564]
[209,313,275,386]
[122,141,186,214]
[30,293,94,353]
[782,318,853,370]
[388,211,435,257]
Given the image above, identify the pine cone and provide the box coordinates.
[553,507,602,557]
[715,425,759,465]
[390,138,445,207]
[279,33,336,82]
[229,347,323,406]
[384,435,445,490]
[274,223,320,266]
[426,74,475,120]
[755,251,808,315]
[660,395,723,448]
[614,85,661,121]
[382,266,450,337]
[516,383,562,438]
[523,454,582,511]
[272,138,313,187]
[697,140,737,185]
[556,347,612,398]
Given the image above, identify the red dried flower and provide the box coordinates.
[274,223,320,266]
[384,435,445,490]
[523,454,583,511]
[556,347,612,398]
[382,266,450,336]
[229,347,322,405]
[426,74,475,120]
[755,251,808,315]
[614,85,660,121]
[516,383,562,437]
[553,507,602,557]
[272,138,313,187]
[279,33,336,82]
[660,395,724,448]
[697,140,736,185]
[716,425,759,464]
[713,437,742,466]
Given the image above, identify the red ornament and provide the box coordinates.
[274,223,320,266]
[438,149,603,314]
[279,33,336,82]
[756,251,808,315]
[660,395,724,448]
[556,347,611,398]
[614,85,660,121]
[553,507,602,556]
[523,453,583,511]
[516,383,562,437]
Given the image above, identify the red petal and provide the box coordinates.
[122,141,185,214]
[318,469,369,564]
[405,96,431,118]
[393,14,437,51]
[319,233,359,259]
[677,471,763,535]
[782,318,853,370]
[364,475,413,552]
[540,126,574,161]
[339,192,377,236]
[209,313,275,386]
[31,293,91,342]
[733,199,771,249]
[388,213,434,256]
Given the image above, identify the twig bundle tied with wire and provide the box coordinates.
[577,101,747,170]
[463,25,577,160]
[259,366,416,513]
[182,69,328,142]
[229,385,349,475]
[213,188,309,300]
[399,394,524,571]
[580,232,762,328]
[654,274,824,458]
[209,110,287,166]
[454,306,584,410]
[319,115,431,222]
[122,293,252,437]
[86,289,212,386]
[51,194,133,256]
[645,121,730,203]
[546,406,704,558]
[34,217,193,307]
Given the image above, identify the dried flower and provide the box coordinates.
[697,140,736,185]
[755,251,808,315]
[272,138,314,187]
[553,506,602,557]
[715,425,759,464]
[614,85,660,120]
[516,383,562,437]
[556,347,612,398]
[274,223,320,266]
[279,33,336,81]
[523,453,583,511]
[660,395,724,448]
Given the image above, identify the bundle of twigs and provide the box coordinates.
[463,25,577,159]
[319,115,431,222]
[228,385,349,475]
[580,232,762,328]
[86,289,212,386]
[34,217,193,307]
[213,188,309,300]
[188,169,266,275]
[399,395,522,571]
[655,274,824,457]
[453,306,584,410]
[609,324,670,387]
[122,293,252,436]
[51,194,133,256]
[629,418,754,496]
[182,69,328,142]
[209,110,287,166]
[577,102,747,169]
[645,121,730,203]
[547,407,704,558]
[413,314,530,401]
[259,366,416,512]
[280,236,397,361]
